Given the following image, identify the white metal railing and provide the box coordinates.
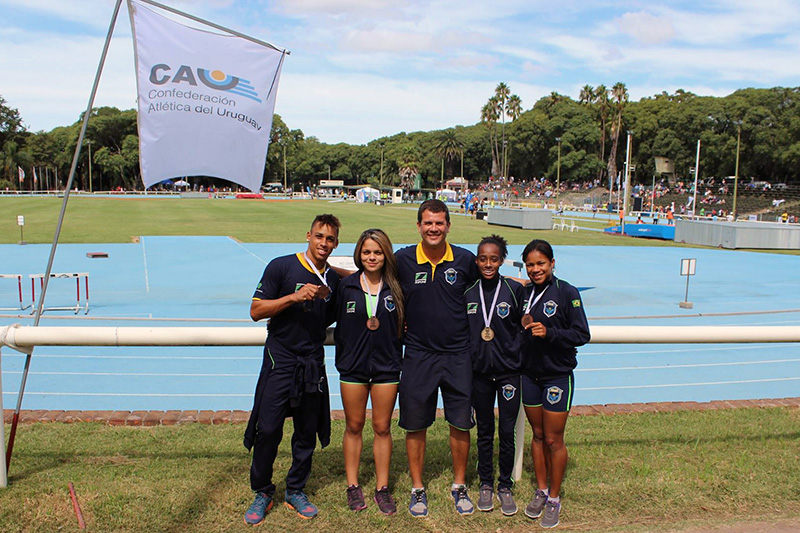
[3,325,800,349]
[3,324,800,489]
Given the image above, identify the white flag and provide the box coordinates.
[128,0,285,192]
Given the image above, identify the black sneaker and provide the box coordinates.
[374,486,397,515]
[346,485,366,511]
[498,487,518,516]
[476,484,494,512]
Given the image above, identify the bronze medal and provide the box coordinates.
[521,314,534,327]
[317,285,331,300]
[367,317,380,330]
[481,327,495,341]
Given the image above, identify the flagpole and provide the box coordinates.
[136,0,289,54]
[5,0,125,472]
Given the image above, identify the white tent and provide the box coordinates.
[356,186,380,203]
[437,189,458,202]
[445,177,468,190]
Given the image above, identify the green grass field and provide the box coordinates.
[3,195,799,531]
[3,407,799,532]
[1,196,682,246]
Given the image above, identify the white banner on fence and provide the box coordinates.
[128,0,285,192]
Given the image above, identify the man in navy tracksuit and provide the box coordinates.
[396,199,480,517]
[242,214,341,525]
[465,234,526,516]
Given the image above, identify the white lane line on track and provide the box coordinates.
[230,239,269,265]
[141,236,150,293]
[1,391,343,397]
[2,371,255,377]
[583,343,798,356]
[1,353,337,361]
[580,376,800,390]
[1,353,263,360]
[579,358,800,372]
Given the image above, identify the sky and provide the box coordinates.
[1,0,799,145]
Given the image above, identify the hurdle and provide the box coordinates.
[29,273,90,315]
[0,274,31,312]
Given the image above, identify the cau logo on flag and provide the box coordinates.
[149,63,263,102]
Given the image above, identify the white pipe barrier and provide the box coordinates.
[3,325,800,348]
[3,323,800,489]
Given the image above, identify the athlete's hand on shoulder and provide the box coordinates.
[525,321,547,338]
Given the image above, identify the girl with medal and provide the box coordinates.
[334,229,405,515]
[519,239,590,529]
[464,235,526,515]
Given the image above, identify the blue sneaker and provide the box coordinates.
[409,488,428,517]
[284,490,318,519]
[244,491,273,526]
[451,485,474,515]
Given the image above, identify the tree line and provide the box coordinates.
[2,84,799,193]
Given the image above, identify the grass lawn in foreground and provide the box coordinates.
[2,407,799,532]
[1,196,683,246]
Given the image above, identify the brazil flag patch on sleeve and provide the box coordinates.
[572,299,581,308]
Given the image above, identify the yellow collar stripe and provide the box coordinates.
[296,252,328,275]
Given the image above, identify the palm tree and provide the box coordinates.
[481,98,501,177]
[606,82,629,187]
[504,94,523,178]
[579,84,595,105]
[435,130,465,183]
[398,145,420,192]
[495,83,511,177]
[595,84,610,180]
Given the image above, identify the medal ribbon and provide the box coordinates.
[479,278,502,330]
[361,272,382,319]
[525,283,550,315]
[303,252,329,287]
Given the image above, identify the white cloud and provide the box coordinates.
[615,11,675,45]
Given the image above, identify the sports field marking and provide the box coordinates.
[580,358,800,372]
[0,353,262,361]
[0,314,252,322]
[583,343,797,356]
[141,237,150,293]
[1,391,343,398]
[229,239,270,264]
[581,376,800,391]
[2,371,256,377]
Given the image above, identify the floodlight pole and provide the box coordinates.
[4,0,125,474]
[622,131,632,234]
[733,121,742,220]
[555,137,561,204]
[692,140,701,219]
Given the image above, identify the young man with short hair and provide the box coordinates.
[243,214,341,525]
[395,199,480,517]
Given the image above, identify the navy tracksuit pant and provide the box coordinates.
[249,365,324,495]
[472,373,521,490]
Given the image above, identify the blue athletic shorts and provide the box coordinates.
[398,347,475,431]
[522,373,574,413]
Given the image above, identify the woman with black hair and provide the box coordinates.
[520,239,590,529]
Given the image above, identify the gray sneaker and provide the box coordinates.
[476,485,493,512]
[525,489,548,519]
[540,498,561,528]
[497,488,518,516]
